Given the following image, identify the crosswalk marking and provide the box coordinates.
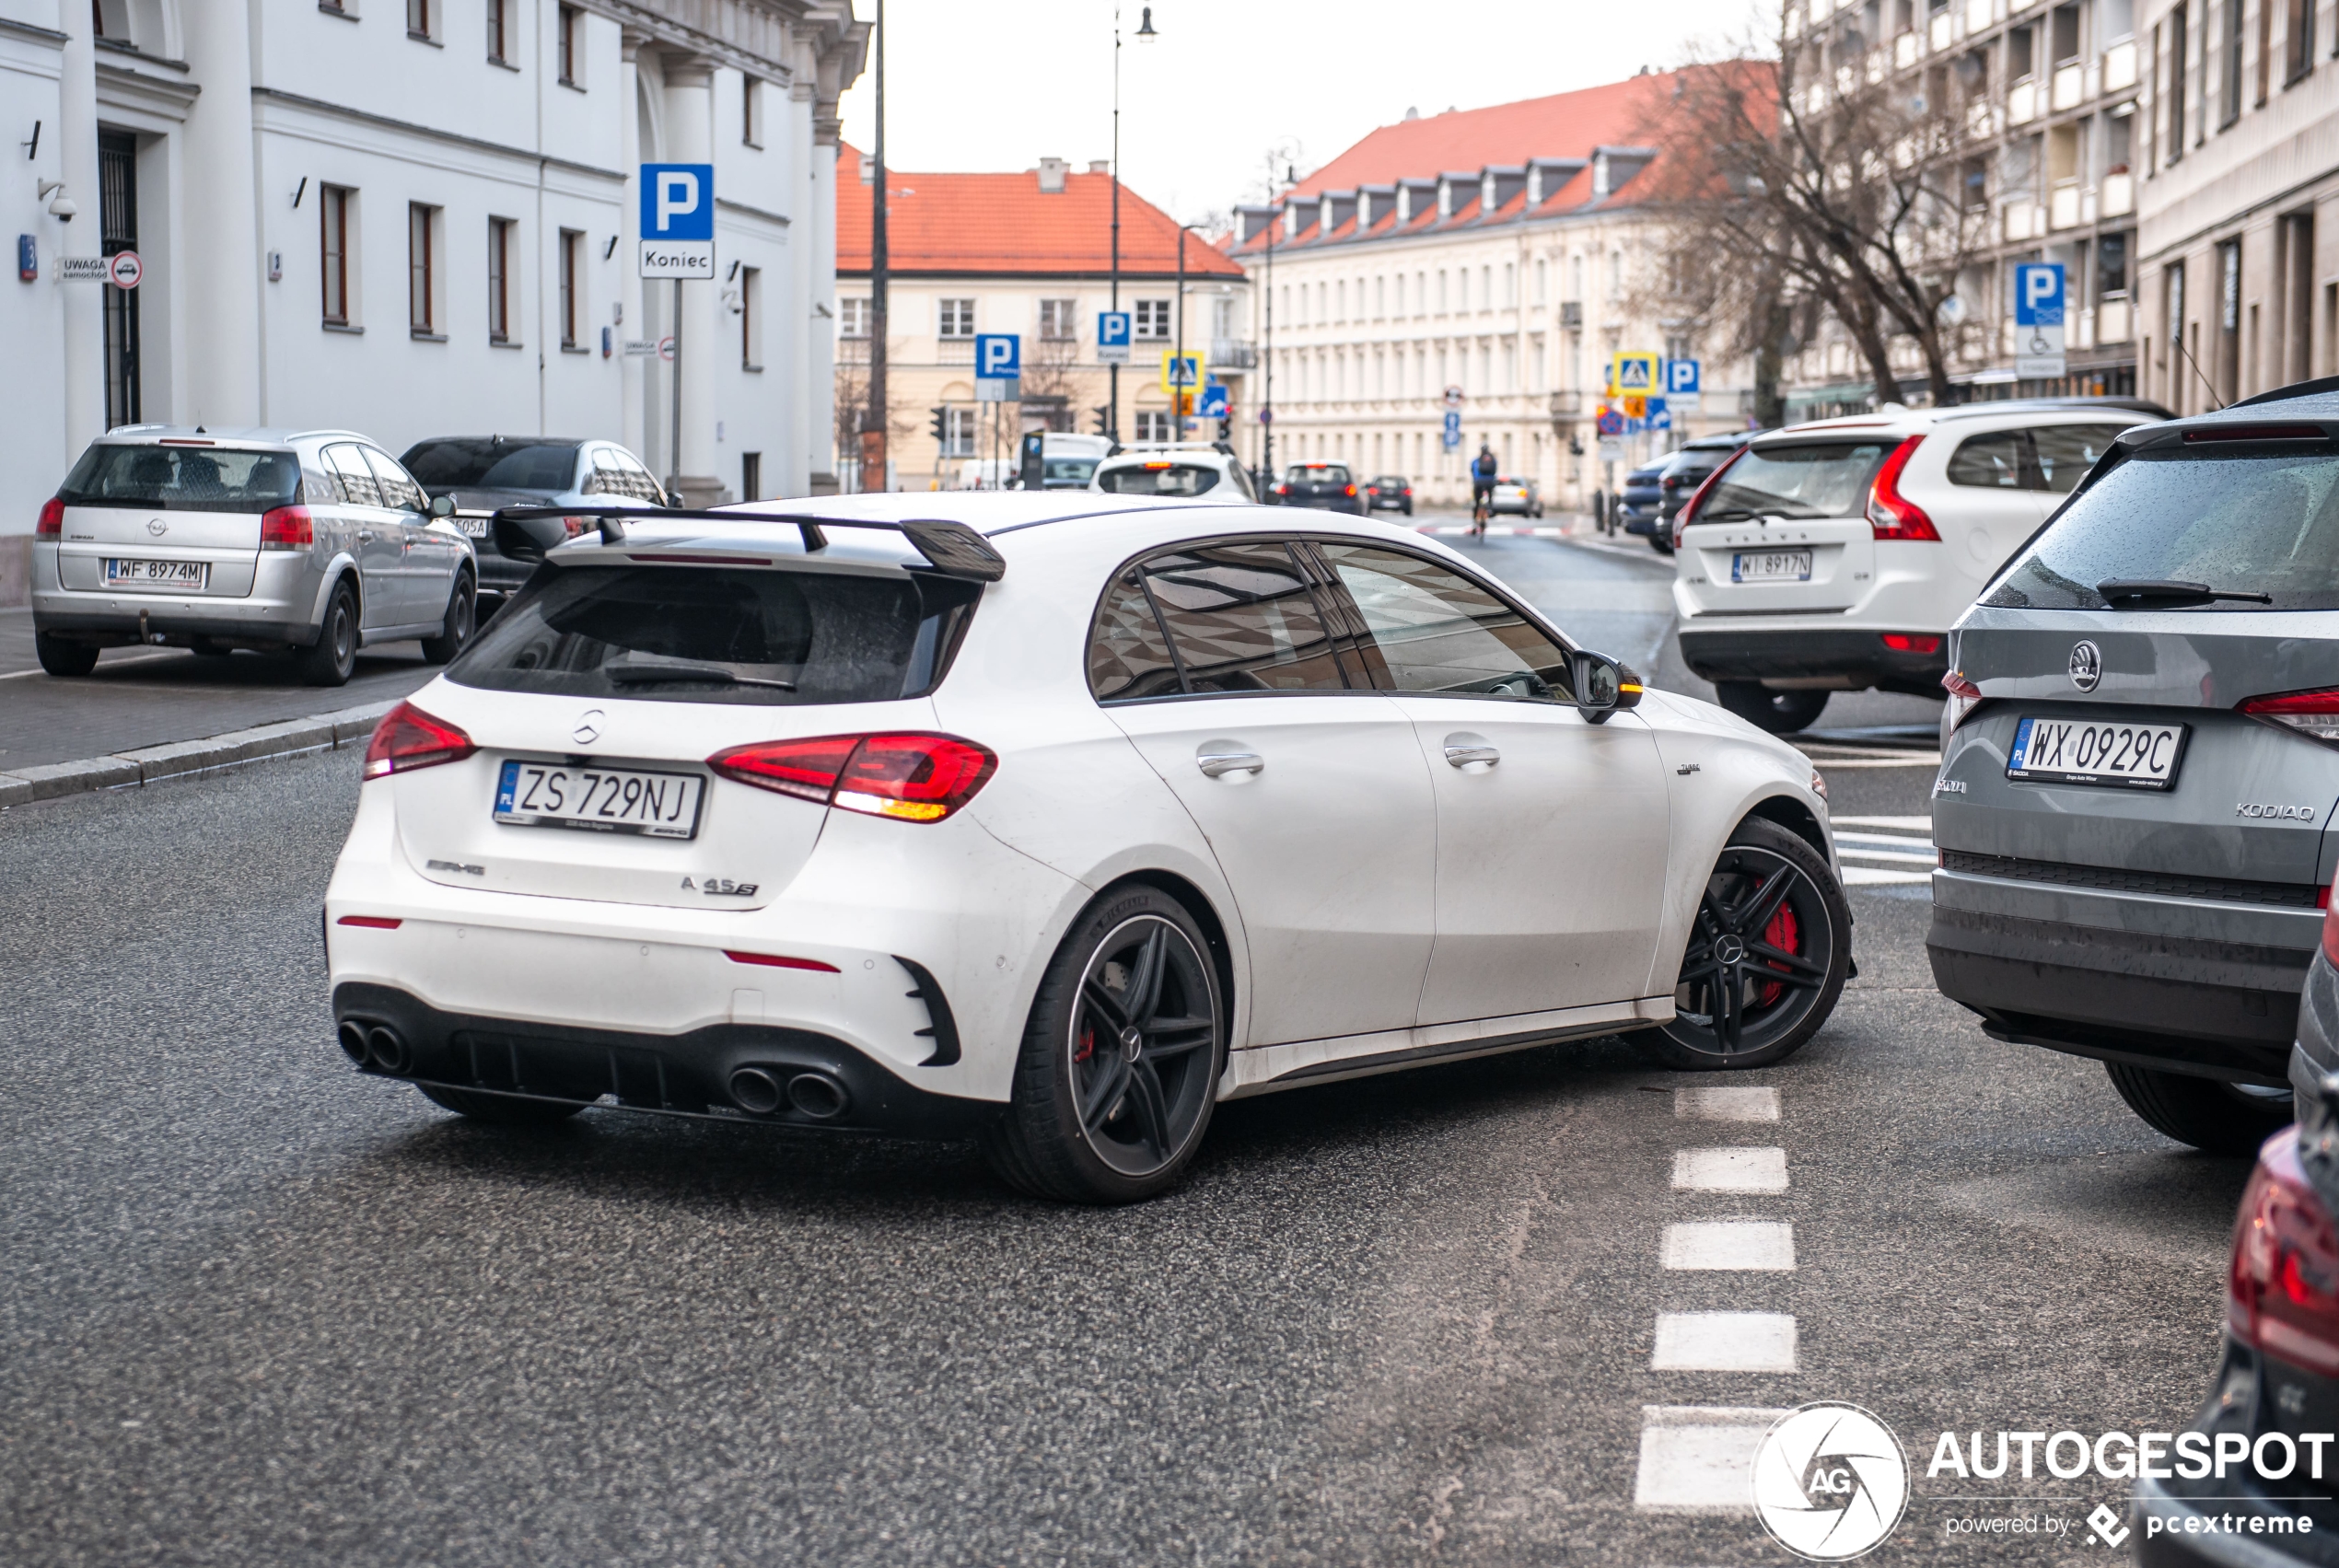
[1672,1146,1789,1193]
[1674,1086,1779,1121]
[1632,1406,1793,1512]
[1653,1311,1799,1372]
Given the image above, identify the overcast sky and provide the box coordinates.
[837,1,1766,226]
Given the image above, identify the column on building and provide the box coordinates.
[178,0,262,427]
[661,52,725,505]
[619,34,647,462]
[57,3,101,451]
[785,64,817,497]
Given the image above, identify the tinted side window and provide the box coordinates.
[1946,430,2037,489]
[1316,543,1573,702]
[1087,567,1184,702]
[325,444,382,506]
[2030,424,2123,493]
[1141,540,1350,694]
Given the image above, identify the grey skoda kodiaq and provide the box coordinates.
[1930,381,2339,1152]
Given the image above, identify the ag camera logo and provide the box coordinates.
[1752,1402,1910,1561]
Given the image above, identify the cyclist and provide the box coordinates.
[1468,442,1498,537]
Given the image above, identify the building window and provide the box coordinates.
[558,228,582,348]
[938,297,975,338]
[487,216,514,343]
[1039,297,1077,339]
[2288,0,2315,77]
[740,264,762,368]
[1135,410,1173,442]
[2217,238,2241,399]
[742,75,762,145]
[557,5,580,84]
[741,451,762,503]
[407,0,431,39]
[941,406,976,457]
[2221,0,2244,123]
[839,296,870,337]
[2169,6,2190,153]
[1135,297,1172,340]
[408,202,436,335]
[485,0,507,63]
[321,184,354,326]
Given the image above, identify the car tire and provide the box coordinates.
[418,572,475,666]
[2103,1063,2292,1155]
[1715,682,1829,734]
[413,1082,587,1125]
[188,636,233,658]
[1649,817,1851,1072]
[34,631,99,677]
[983,885,1226,1204]
[296,581,359,688]
[1651,537,1675,555]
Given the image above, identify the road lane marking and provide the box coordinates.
[1841,865,1931,886]
[1633,1405,1794,1512]
[1674,1086,1779,1121]
[1652,1311,1798,1372]
[1832,815,1933,830]
[1673,1146,1788,1192]
[1663,1221,1796,1272]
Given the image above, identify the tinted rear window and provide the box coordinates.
[1693,441,1891,522]
[1098,463,1222,496]
[1286,465,1352,485]
[401,439,581,491]
[59,444,299,513]
[1985,447,2339,610]
[1044,458,1100,484]
[448,564,978,705]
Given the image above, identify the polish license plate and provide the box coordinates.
[459,515,490,538]
[2007,715,2188,790]
[494,760,704,838]
[104,558,208,589]
[1732,550,1813,583]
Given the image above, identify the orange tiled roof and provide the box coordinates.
[835,145,1243,280]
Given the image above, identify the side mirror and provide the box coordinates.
[491,510,572,564]
[1573,651,1644,724]
[428,494,456,519]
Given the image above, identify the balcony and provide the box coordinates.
[2052,62,2083,110]
[2007,78,2038,123]
[2003,201,2045,240]
[2101,170,2134,215]
[1548,389,1585,423]
[2050,182,2081,229]
[1211,337,1259,369]
[1895,29,1919,65]
[1965,0,1990,33]
[2098,297,2132,343]
[1929,11,1952,50]
[2104,38,2136,88]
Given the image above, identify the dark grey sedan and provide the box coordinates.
[1930,382,2339,1154]
[401,436,669,609]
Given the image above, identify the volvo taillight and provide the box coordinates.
[2229,1132,2339,1376]
[2240,687,2339,748]
[260,504,314,550]
[1865,436,1939,541]
[363,701,478,780]
[1672,446,1748,548]
[36,496,63,536]
[708,732,997,823]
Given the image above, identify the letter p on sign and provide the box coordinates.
[657,171,698,232]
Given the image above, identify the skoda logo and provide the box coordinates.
[145,517,167,537]
[572,710,604,746]
[1751,1402,1909,1561]
[2068,640,2102,692]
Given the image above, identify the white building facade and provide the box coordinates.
[0,0,864,605]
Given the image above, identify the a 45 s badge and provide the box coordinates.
[1751,1401,1910,1560]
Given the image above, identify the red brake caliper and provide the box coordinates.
[1756,904,1800,1009]
[1075,1023,1096,1063]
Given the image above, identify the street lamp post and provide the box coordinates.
[861,0,888,493]
[1111,5,1158,447]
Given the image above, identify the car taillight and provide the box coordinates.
[37,496,63,536]
[2240,687,2339,748]
[1273,483,1287,496]
[363,700,478,780]
[1344,483,1357,497]
[708,732,996,823]
[260,504,314,550]
[1942,668,1987,732]
[1866,436,1938,541]
[2325,878,2339,960]
[562,515,590,538]
[1879,633,1943,654]
[1673,447,1748,547]
[2229,1132,2339,1375]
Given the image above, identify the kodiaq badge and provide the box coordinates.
[2068,641,2101,692]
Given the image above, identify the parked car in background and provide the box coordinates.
[1929,388,2339,1156]
[1488,475,1543,518]
[401,436,668,614]
[1271,461,1367,515]
[34,425,476,686]
[1616,461,1669,538]
[1671,399,2159,734]
[1366,474,1414,515]
[1032,432,1116,490]
[1651,433,1763,554]
[1089,444,1257,504]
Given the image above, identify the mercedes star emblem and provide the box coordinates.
[146,517,167,537]
[573,710,604,746]
[2068,640,2102,692]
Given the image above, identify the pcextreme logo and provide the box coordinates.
[1752,1402,1911,1560]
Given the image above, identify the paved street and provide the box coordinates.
[0,533,2244,1566]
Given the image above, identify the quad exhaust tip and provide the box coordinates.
[340,1019,411,1074]
[337,1020,370,1065]
[728,1067,784,1115]
[727,1066,850,1121]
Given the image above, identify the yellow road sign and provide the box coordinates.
[1159,351,1206,394]
[1611,352,1658,396]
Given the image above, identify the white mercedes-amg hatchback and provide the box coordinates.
[325,493,1847,1202]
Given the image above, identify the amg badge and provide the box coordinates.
[681,877,759,897]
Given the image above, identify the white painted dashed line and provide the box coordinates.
[1662,1221,1796,1272]
[1652,1311,1799,1372]
[1672,1146,1789,1193]
[1841,865,1932,887]
[1674,1086,1779,1122]
[1831,814,1933,830]
[1633,1405,1794,1512]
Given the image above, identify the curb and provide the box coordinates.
[0,701,396,809]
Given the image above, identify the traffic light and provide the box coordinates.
[1216,417,1232,441]
[1092,404,1111,436]
[929,406,948,446]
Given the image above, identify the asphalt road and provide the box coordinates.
[0,533,2248,1566]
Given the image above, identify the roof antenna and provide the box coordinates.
[2171,332,2226,411]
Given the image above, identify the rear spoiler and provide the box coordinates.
[491,505,1007,583]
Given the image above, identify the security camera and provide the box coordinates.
[37,180,74,221]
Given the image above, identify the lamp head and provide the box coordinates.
[1135,5,1158,38]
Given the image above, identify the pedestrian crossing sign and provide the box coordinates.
[1611,353,1658,397]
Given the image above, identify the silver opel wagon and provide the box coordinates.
[1931,384,2339,1152]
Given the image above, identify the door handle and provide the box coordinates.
[1196,748,1264,778]
[1443,737,1500,769]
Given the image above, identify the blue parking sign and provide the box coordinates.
[2014,262,2066,327]
[1666,359,1701,396]
[1097,310,1132,365]
[976,333,1020,379]
[640,164,714,241]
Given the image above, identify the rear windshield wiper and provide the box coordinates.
[2096,578,2275,608]
[601,657,797,691]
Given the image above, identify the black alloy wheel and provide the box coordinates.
[297,581,359,687]
[1653,818,1850,1071]
[419,572,476,665]
[986,888,1225,1203]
